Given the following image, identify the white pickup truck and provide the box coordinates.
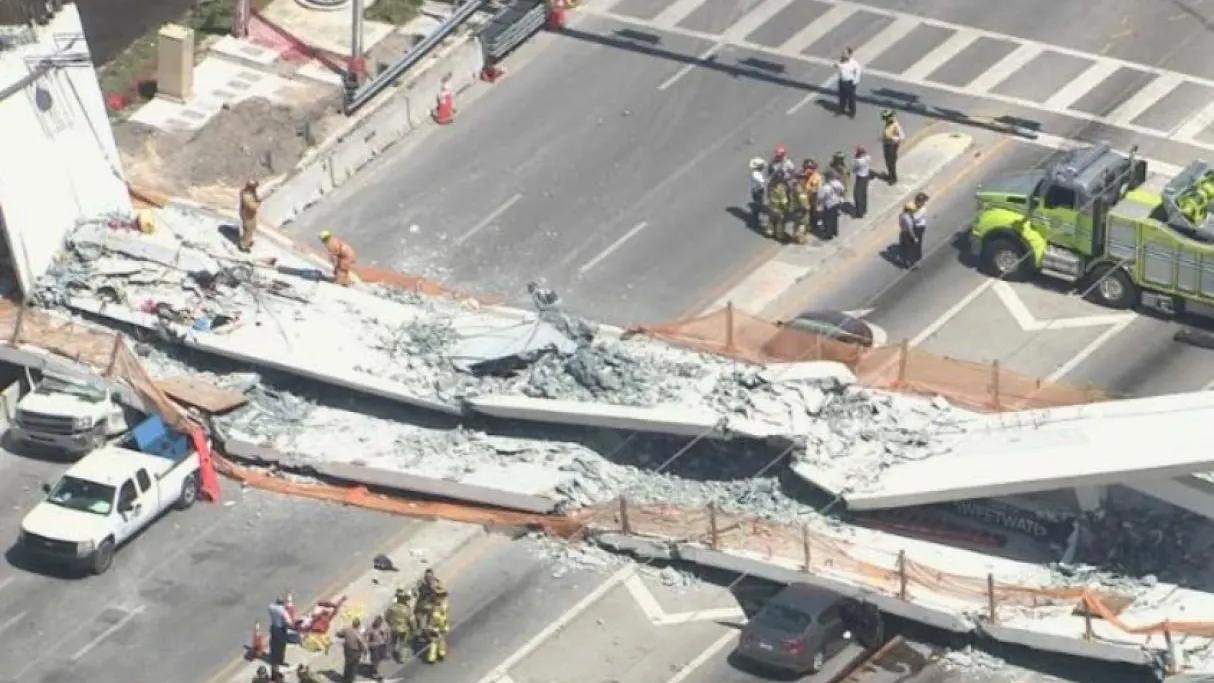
[8,371,129,458]
[17,416,201,574]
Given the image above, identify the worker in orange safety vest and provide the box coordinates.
[319,231,357,286]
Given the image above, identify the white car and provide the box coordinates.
[18,417,201,574]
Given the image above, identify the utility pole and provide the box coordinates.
[350,0,366,82]
[232,0,250,37]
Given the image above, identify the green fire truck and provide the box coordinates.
[969,142,1214,317]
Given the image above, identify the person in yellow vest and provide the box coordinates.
[422,603,449,663]
[385,589,416,663]
[766,179,790,240]
[791,180,812,244]
[880,109,905,184]
[802,159,823,235]
[238,180,260,252]
[829,150,851,199]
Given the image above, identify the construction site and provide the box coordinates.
[8,1,1214,683]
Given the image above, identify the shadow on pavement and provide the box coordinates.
[556,26,1041,140]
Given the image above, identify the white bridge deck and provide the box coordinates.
[795,391,1214,513]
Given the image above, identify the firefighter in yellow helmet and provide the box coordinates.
[421,601,449,663]
[385,589,416,663]
[319,231,357,286]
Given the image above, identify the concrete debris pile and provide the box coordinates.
[791,388,976,493]
[124,339,834,519]
[939,646,1005,672]
[28,204,977,455]
[1073,504,1212,582]
[527,533,629,578]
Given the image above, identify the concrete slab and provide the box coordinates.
[839,391,1214,511]
[465,395,725,436]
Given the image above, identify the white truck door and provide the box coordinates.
[115,478,146,543]
[135,467,168,516]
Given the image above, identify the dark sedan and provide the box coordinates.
[778,310,882,347]
[734,584,881,675]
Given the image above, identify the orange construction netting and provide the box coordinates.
[631,306,1107,412]
[592,500,1213,640]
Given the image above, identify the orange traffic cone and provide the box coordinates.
[285,592,297,624]
[248,622,267,659]
[432,85,455,125]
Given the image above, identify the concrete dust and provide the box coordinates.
[115,93,342,203]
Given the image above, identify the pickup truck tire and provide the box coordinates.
[92,538,115,575]
[174,474,198,511]
[1086,264,1138,309]
[981,235,1031,281]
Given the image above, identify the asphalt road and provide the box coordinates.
[285,13,944,326]
[784,135,1214,400]
[363,544,1152,683]
[0,448,415,683]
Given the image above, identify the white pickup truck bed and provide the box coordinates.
[18,416,202,574]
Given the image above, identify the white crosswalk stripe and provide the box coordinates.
[584,0,1214,150]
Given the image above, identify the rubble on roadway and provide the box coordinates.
[33,202,984,452]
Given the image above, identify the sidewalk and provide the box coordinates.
[708,131,975,319]
[216,520,485,683]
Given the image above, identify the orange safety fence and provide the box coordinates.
[212,452,580,535]
[593,499,1214,641]
[632,305,1109,412]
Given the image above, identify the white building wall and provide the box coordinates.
[0,4,131,299]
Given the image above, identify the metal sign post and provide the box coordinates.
[232,0,251,38]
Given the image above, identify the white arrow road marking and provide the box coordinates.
[623,575,746,625]
[992,281,1135,330]
[843,308,875,318]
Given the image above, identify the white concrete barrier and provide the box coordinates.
[464,394,725,436]
[260,36,485,228]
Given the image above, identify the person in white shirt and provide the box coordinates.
[817,173,845,240]
[749,158,768,228]
[852,145,872,218]
[835,47,862,118]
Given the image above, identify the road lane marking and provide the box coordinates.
[665,631,737,683]
[455,193,523,246]
[0,610,27,636]
[1174,100,1214,143]
[475,564,633,683]
[992,281,1136,330]
[579,221,649,275]
[659,44,722,90]
[70,606,145,661]
[0,575,14,594]
[776,4,854,55]
[1106,73,1183,127]
[909,279,994,347]
[652,0,709,27]
[967,43,1042,92]
[1045,316,1135,382]
[901,31,978,82]
[1043,61,1121,111]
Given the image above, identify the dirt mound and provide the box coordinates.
[117,93,342,203]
